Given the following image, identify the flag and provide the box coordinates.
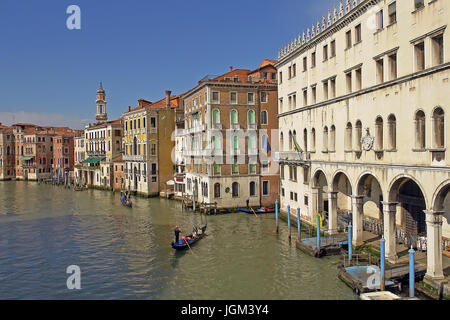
[293,135,303,152]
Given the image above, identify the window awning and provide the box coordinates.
[21,156,34,161]
[81,157,105,164]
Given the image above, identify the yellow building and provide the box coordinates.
[122,91,183,196]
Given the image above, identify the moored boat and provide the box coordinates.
[237,207,275,214]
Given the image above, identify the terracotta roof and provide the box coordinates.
[126,94,183,113]
[112,155,124,163]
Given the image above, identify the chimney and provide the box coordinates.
[128,106,131,112]
[229,66,233,72]
[165,90,172,107]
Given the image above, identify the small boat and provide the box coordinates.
[171,224,207,250]
[73,185,87,191]
[238,207,275,214]
[121,197,132,208]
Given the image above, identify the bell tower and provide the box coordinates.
[96,82,108,123]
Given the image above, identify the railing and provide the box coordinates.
[123,155,145,161]
[275,151,310,162]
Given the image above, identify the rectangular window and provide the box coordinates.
[330,78,336,98]
[230,92,237,104]
[249,164,256,174]
[330,40,336,57]
[355,68,362,91]
[414,42,425,71]
[262,181,269,196]
[292,64,296,77]
[304,195,309,206]
[151,163,157,175]
[415,0,424,10]
[279,71,283,84]
[376,10,384,31]
[432,34,444,66]
[311,52,316,68]
[388,53,397,80]
[376,58,384,84]
[346,30,352,49]
[261,161,269,174]
[150,117,156,128]
[232,162,239,174]
[323,81,329,100]
[303,89,308,106]
[260,91,267,103]
[288,66,292,79]
[303,57,307,71]
[212,91,220,103]
[247,92,255,104]
[311,86,317,104]
[355,24,362,43]
[388,2,397,25]
[294,193,298,202]
[323,44,328,61]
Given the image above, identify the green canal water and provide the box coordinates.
[0,181,356,299]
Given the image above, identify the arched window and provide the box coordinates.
[232,182,239,198]
[345,122,353,151]
[323,126,328,152]
[355,120,362,151]
[311,128,316,151]
[230,110,238,125]
[248,110,255,125]
[249,181,256,196]
[330,125,336,152]
[214,183,221,198]
[213,109,220,125]
[261,110,268,125]
[6,146,10,156]
[432,107,445,148]
[280,132,284,151]
[415,111,426,149]
[375,117,383,150]
[387,114,396,150]
[303,128,308,152]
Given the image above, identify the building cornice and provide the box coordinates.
[275,0,378,68]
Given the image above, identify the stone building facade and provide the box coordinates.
[276,0,449,282]
[182,60,279,209]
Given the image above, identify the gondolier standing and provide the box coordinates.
[174,226,181,244]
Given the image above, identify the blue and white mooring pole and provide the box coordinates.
[409,247,415,298]
[287,205,291,239]
[348,223,352,263]
[275,200,279,233]
[316,214,321,250]
[297,208,301,239]
[380,237,385,291]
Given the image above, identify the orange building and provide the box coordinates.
[112,155,125,191]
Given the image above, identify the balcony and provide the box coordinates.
[212,123,222,130]
[248,148,258,156]
[275,151,310,163]
[231,123,240,130]
[175,129,185,137]
[183,149,202,157]
[123,155,145,161]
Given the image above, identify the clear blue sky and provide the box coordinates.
[0,0,338,129]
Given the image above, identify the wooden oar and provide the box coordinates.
[184,238,195,255]
[250,207,258,218]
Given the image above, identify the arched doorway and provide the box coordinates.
[357,173,384,235]
[331,171,353,233]
[312,170,328,225]
[389,177,427,249]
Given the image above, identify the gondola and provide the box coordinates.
[120,197,133,208]
[171,224,207,250]
[237,207,275,214]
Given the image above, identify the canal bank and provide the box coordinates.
[0,181,356,300]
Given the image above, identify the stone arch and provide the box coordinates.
[432,179,450,212]
[388,174,428,248]
[311,168,329,222]
[356,172,385,233]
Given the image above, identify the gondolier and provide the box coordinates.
[174,226,181,243]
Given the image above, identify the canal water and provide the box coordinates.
[0,181,356,300]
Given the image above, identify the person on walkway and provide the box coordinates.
[246,199,250,208]
[174,226,181,244]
